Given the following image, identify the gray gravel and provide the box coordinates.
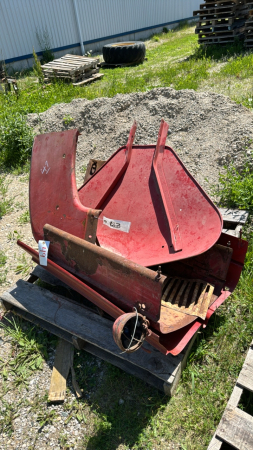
[28,87,253,191]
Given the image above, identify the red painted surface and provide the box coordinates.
[30,130,91,242]
[78,131,223,267]
[25,122,248,356]
[30,125,222,267]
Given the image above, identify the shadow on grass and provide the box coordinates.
[83,308,231,449]
[190,38,247,62]
[85,364,168,450]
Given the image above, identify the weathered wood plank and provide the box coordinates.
[83,341,167,393]
[207,435,223,450]
[31,265,70,288]
[237,348,253,392]
[222,224,242,238]
[48,339,73,402]
[6,304,173,393]
[10,305,80,344]
[228,384,243,408]
[217,405,253,449]
[208,343,253,450]
[219,208,248,224]
[72,73,104,86]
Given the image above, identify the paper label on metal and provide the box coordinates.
[103,216,131,233]
[38,240,50,266]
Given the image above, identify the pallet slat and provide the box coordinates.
[217,405,253,449]
[208,340,253,449]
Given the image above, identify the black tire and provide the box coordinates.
[103,41,146,65]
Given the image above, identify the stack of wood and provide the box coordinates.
[41,54,104,86]
[244,9,253,46]
[194,0,253,45]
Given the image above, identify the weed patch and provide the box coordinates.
[0,249,7,285]
[15,253,33,276]
[0,176,12,217]
[215,161,253,211]
[0,107,34,169]
[0,316,56,387]
[18,209,30,224]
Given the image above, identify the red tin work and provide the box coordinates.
[29,129,101,243]
[78,122,223,267]
[19,120,248,356]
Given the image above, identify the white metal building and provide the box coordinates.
[0,0,200,68]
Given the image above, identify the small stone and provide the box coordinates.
[118,399,124,405]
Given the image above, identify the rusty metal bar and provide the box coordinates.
[84,208,102,244]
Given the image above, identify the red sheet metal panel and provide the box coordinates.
[25,123,248,356]
[29,130,93,242]
[78,143,222,267]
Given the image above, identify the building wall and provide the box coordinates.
[0,0,200,69]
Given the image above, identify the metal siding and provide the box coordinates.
[0,0,200,62]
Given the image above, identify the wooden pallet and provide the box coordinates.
[244,15,253,44]
[0,266,197,397]
[194,0,253,44]
[41,54,101,84]
[208,339,253,449]
[72,73,104,86]
[219,207,248,236]
[198,34,244,44]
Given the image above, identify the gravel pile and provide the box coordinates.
[28,87,253,191]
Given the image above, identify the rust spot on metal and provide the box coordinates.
[112,311,149,353]
[161,277,214,320]
[43,224,166,322]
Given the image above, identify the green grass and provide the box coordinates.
[215,161,253,211]
[18,209,30,224]
[0,249,7,285]
[0,317,56,388]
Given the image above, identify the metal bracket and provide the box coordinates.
[84,208,102,244]
[153,119,182,252]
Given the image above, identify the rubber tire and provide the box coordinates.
[103,41,146,65]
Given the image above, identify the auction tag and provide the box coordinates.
[38,240,50,266]
[103,216,131,233]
